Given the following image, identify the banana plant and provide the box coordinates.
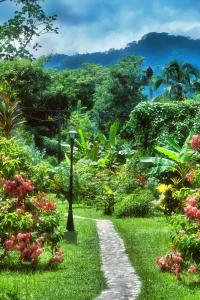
[75,128,100,161]
[141,132,197,181]
[98,121,119,150]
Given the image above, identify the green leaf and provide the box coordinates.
[149,165,176,175]
[141,156,176,166]
[108,121,119,147]
[155,146,181,162]
[166,137,182,152]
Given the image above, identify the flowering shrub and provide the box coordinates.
[156,193,200,278]
[190,134,200,152]
[156,134,200,278]
[0,175,63,266]
[156,250,183,279]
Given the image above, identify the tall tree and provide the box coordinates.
[0,0,58,58]
[93,56,145,130]
[154,60,199,100]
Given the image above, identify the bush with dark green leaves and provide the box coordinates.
[115,189,154,217]
[123,100,200,151]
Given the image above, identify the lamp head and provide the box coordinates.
[68,130,77,139]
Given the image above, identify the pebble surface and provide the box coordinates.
[74,216,141,300]
[95,219,141,300]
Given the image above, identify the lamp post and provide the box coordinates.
[64,130,77,242]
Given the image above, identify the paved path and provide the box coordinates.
[75,216,141,300]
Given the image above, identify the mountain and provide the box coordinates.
[45,32,200,70]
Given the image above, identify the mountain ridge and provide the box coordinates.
[45,32,200,70]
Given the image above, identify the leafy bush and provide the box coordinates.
[0,175,63,267]
[96,185,115,215]
[157,195,200,278]
[115,189,154,217]
[0,137,32,179]
[50,160,70,196]
[123,100,200,151]
[75,160,105,205]
[30,160,54,192]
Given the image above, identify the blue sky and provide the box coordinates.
[1,0,200,56]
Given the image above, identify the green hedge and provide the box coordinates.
[123,100,200,151]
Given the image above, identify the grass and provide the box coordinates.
[0,203,106,300]
[73,206,200,300]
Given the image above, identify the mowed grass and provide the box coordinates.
[114,217,200,300]
[0,204,106,300]
[73,206,200,300]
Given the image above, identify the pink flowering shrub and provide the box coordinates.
[156,250,183,279]
[190,134,200,152]
[0,175,63,266]
[157,194,200,277]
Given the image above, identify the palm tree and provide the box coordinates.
[154,60,199,100]
[0,95,25,137]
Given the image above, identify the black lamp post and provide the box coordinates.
[65,130,77,242]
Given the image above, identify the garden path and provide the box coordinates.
[75,216,141,300]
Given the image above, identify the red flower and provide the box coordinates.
[190,134,200,151]
[49,249,64,264]
[36,193,56,212]
[185,172,195,184]
[5,239,14,250]
[3,176,33,200]
[186,197,197,207]
[188,265,198,273]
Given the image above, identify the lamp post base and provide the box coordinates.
[64,230,78,243]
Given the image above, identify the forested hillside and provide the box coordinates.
[46,32,200,70]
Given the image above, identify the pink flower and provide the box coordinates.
[5,239,14,250]
[172,252,183,264]
[188,266,198,273]
[190,134,200,151]
[196,210,200,220]
[186,197,197,207]
[171,263,181,275]
[17,232,32,241]
[186,172,195,184]
[184,205,198,219]
[49,249,64,264]
[156,256,171,270]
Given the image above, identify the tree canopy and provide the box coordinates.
[0,0,58,58]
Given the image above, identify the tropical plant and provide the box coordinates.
[157,194,200,278]
[0,96,24,137]
[154,60,199,100]
[141,133,197,181]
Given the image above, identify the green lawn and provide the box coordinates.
[0,204,106,300]
[74,206,200,300]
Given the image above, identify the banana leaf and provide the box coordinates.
[141,156,177,166]
[155,146,181,162]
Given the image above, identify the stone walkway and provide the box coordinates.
[75,216,141,300]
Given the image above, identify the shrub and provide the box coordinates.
[50,160,70,196]
[96,185,115,215]
[30,160,54,192]
[157,194,200,278]
[0,175,63,267]
[123,100,200,151]
[115,189,154,217]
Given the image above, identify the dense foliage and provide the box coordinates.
[124,101,200,151]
